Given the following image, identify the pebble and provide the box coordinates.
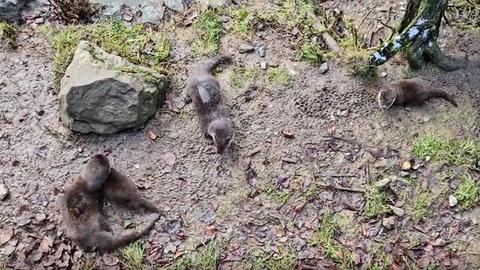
[319,62,329,74]
[238,44,255,54]
[375,177,391,189]
[0,184,9,200]
[425,156,431,162]
[260,61,268,70]
[449,195,458,207]
[389,205,405,217]
[256,46,266,57]
[380,71,387,78]
[34,17,44,24]
[382,216,395,230]
[401,161,411,171]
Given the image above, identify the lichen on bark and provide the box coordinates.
[369,0,462,71]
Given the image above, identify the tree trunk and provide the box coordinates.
[369,0,461,71]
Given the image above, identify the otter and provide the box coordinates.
[186,55,234,154]
[377,78,458,110]
[60,154,159,251]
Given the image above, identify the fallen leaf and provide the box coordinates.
[275,175,289,189]
[164,153,176,166]
[205,225,216,237]
[147,130,157,140]
[40,236,53,252]
[401,161,411,171]
[103,254,120,266]
[0,227,14,245]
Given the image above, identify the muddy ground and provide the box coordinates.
[0,0,479,269]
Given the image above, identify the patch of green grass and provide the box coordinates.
[275,0,314,29]
[309,209,340,259]
[41,20,171,85]
[264,185,290,205]
[412,134,480,167]
[230,66,258,88]
[247,246,297,270]
[267,66,292,85]
[411,190,430,222]
[364,187,389,218]
[78,258,95,270]
[455,174,479,209]
[0,22,16,47]
[192,9,223,56]
[230,7,252,35]
[168,241,220,270]
[121,240,145,270]
[300,40,323,64]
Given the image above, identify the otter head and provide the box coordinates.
[82,154,111,192]
[207,119,233,154]
[377,85,397,110]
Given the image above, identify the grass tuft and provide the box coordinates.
[455,174,479,209]
[41,20,171,86]
[247,246,297,270]
[267,66,292,85]
[264,185,290,205]
[309,209,339,259]
[0,22,17,47]
[230,7,252,35]
[300,40,324,64]
[275,0,314,29]
[410,189,430,222]
[192,9,223,56]
[364,187,389,218]
[412,134,480,167]
[121,240,145,270]
[170,241,220,270]
[230,66,258,89]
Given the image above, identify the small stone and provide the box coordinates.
[0,184,9,200]
[425,156,431,162]
[449,195,458,207]
[401,161,411,171]
[34,17,44,24]
[412,162,423,170]
[389,205,405,217]
[375,177,391,189]
[319,62,329,74]
[256,46,266,57]
[238,43,255,54]
[380,72,387,78]
[399,171,410,177]
[220,15,230,23]
[382,216,395,230]
[260,61,268,70]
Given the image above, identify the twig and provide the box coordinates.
[319,184,365,193]
[359,4,378,28]
[376,19,395,31]
[318,174,356,178]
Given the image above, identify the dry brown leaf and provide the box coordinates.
[0,227,14,245]
[40,236,53,252]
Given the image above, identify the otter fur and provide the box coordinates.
[186,55,233,153]
[60,154,159,251]
[377,78,458,110]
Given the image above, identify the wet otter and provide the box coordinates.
[186,55,234,153]
[377,78,458,110]
[60,154,159,251]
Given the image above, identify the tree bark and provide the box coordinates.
[369,0,461,71]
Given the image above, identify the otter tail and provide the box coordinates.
[431,90,458,107]
[193,55,231,75]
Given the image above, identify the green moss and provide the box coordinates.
[230,7,252,35]
[300,41,323,64]
[192,9,224,56]
[455,174,479,209]
[42,20,171,85]
[0,22,17,47]
[412,134,480,167]
[364,187,389,218]
[410,190,430,222]
[267,66,292,85]
[264,185,290,205]
[230,66,258,89]
[121,240,146,270]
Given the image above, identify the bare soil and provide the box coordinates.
[0,0,479,269]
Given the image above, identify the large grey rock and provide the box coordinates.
[90,0,165,24]
[59,41,166,134]
[0,0,26,23]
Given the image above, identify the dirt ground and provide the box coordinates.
[0,0,479,269]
